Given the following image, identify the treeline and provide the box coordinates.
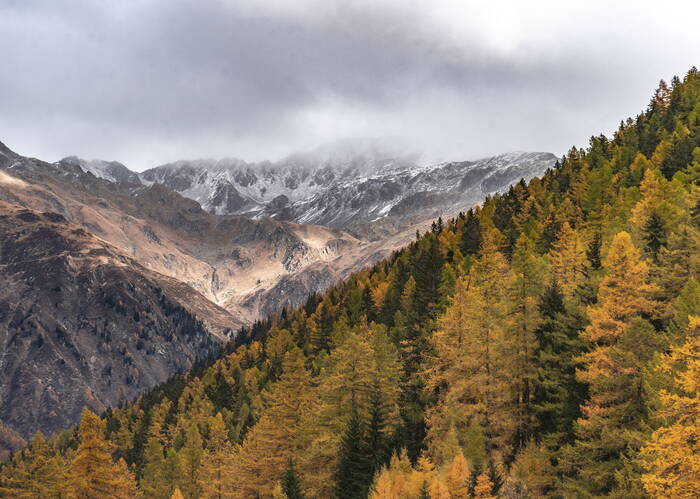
[3,68,700,498]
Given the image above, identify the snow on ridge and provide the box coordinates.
[59,149,557,228]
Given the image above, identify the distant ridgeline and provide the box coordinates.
[4,68,700,498]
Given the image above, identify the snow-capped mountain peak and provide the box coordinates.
[61,148,558,229]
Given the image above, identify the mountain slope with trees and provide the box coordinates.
[4,68,700,498]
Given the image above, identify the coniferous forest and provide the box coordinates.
[4,70,700,498]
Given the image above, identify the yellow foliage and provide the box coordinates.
[548,221,588,299]
[641,317,700,498]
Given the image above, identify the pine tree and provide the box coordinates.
[282,458,305,499]
[334,402,373,499]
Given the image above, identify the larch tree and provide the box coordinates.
[176,424,203,499]
[426,227,516,461]
[473,471,496,499]
[640,317,700,498]
[510,233,548,448]
[198,413,237,498]
[68,407,137,499]
[444,452,471,499]
[548,221,589,300]
[140,438,170,499]
[234,348,317,497]
[572,231,660,495]
[0,432,66,498]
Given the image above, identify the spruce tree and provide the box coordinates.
[334,402,373,499]
[282,458,305,499]
[459,209,481,256]
[419,480,430,499]
[532,281,587,443]
[366,384,390,475]
[643,211,667,260]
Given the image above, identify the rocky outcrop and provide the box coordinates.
[0,204,229,441]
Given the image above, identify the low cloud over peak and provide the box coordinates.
[1,0,699,170]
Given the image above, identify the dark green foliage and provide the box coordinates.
[532,282,587,444]
[334,404,373,499]
[282,458,305,499]
[459,209,481,255]
[419,480,430,499]
[643,211,667,260]
[366,385,391,474]
[587,231,602,269]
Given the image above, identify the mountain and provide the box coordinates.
[0,201,226,439]
[3,71,699,497]
[1,148,368,325]
[0,140,554,454]
[71,148,556,231]
[60,156,142,184]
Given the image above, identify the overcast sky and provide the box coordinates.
[1,0,699,170]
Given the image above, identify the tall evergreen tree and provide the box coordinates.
[334,403,373,499]
[643,211,667,260]
[282,458,305,499]
[532,282,587,443]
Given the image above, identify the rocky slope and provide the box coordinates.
[74,147,557,231]
[0,202,226,440]
[1,145,365,325]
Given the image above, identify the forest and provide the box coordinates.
[3,68,700,498]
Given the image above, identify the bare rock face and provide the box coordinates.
[0,204,226,440]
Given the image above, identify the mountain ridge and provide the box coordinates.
[60,149,557,229]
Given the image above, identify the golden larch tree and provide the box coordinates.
[640,316,700,498]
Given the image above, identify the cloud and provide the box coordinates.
[0,0,699,169]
